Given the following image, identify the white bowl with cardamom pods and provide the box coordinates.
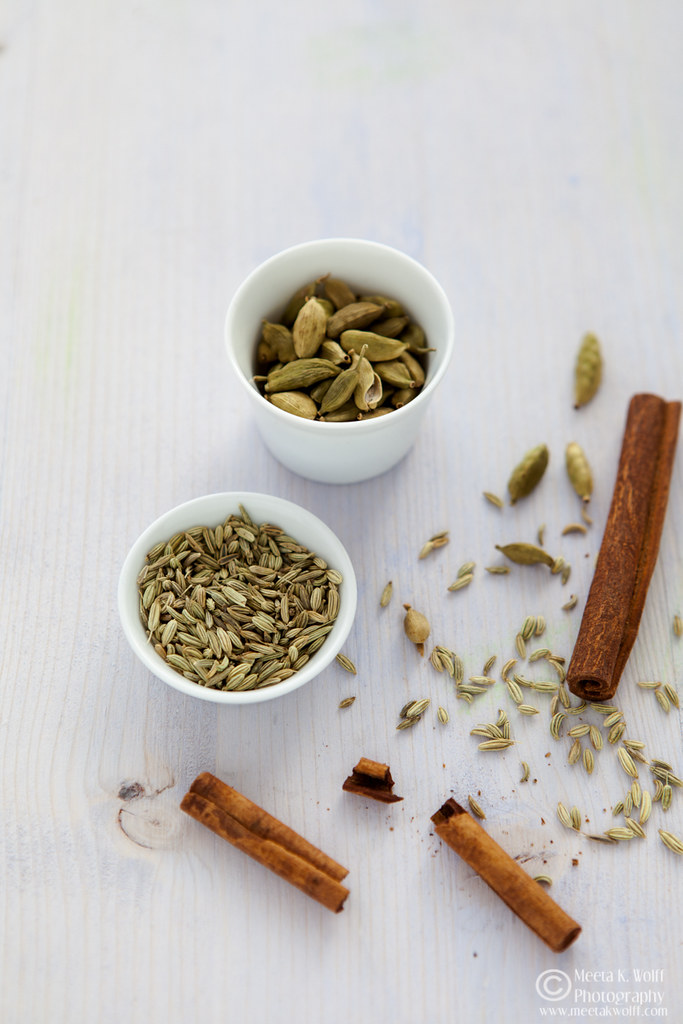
[224,238,455,483]
[118,492,357,704]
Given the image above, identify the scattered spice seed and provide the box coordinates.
[338,696,356,709]
[550,713,566,740]
[568,724,590,738]
[662,785,673,812]
[501,658,517,681]
[583,749,595,774]
[624,793,633,817]
[663,683,679,708]
[478,739,515,751]
[520,762,530,782]
[483,491,504,509]
[581,506,594,526]
[617,748,639,778]
[561,565,571,585]
[336,653,357,674]
[534,875,553,886]
[562,595,578,611]
[447,573,474,592]
[467,795,486,819]
[674,615,683,637]
[419,531,449,559]
[551,556,565,575]
[496,542,555,567]
[429,648,446,673]
[603,710,624,728]
[520,616,537,641]
[605,828,635,842]
[557,803,573,828]
[506,679,524,705]
[457,561,476,578]
[562,523,588,536]
[637,680,661,689]
[379,581,393,607]
[655,689,671,714]
[658,829,683,855]
[396,717,419,731]
[570,806,582,830]
[608,722,627,744]
[568,738,582,765]
[437,706,449,724]
[529,647,550,662]
[612,801,624,816]
[586,834,617,845]
[517,704,540,716]
[482,655,497,676]
[653,779,664,802]
[515,633,527,659]
[485,565,510,575]
[535,616,546,636]
[405,698,431,718]
[537,524,546,547]
[589,725,603,751]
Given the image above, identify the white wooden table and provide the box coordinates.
[2,2,682,1021]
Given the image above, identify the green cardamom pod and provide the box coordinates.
[374,359,414,388]
[360,294,404,318]
[402,603,431,655]
[339,330,409,362]
[400,322,432,354]
[319,351,364,414]
[565,442,593,502]
[268,391,318,419]
[292,297,329,358]
[326,301,385,339]
[370,316,410,338]
[495,543,555,567]
[261,321,296,362]
[264,358,340,393]
[353,354,382,411]
[507,444,549,504]
[319,400,361,422]
[319,340,351,365]
[360,407,392,419]
[399,350,426,387]
[309,379,333,403]
[392,387,418,408]
[323,277,357,310]
[574,332,602,409]
[281,281,316,326]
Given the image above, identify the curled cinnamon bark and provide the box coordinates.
[567,394,680,702]
[432,799,581,952]
[342,757,403,803]
[181,773,349,913]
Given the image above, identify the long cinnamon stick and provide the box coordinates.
[432,799,581,952]
[181,773,349,912]
[567,394,680,701]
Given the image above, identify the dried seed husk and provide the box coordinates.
[292,297,329,357]
[507,444,549,504]
[392,387,419,408]
[468,796,486,819]
[268,391,318,420]
[403,604,430,649]
[264,358,340,393]
[319,340,351,365]
[380,581,393,608]
[281,280,316,326]
[399,350,426,387]
[353,355,382,411]
[326,301,385,339]
[370,315,410,338]
[483,491,504,509]
[374,359,415,388]
[574,332,602,409]
[495,543,555,568]
[565,442,593,502]
[323,277,356,310]
[339,330,408,362]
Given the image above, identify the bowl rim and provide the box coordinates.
[224,237,455,433]
[118,491,357,704]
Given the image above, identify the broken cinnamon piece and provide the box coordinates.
[342,757,403,803]
[431,798,581,952]
[567,394,681,702]
[181,773,349,913]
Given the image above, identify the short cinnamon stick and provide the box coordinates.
[432,799,581,952]
[342,758,403,803]
[181,773,349,913]
[567,394,681,701]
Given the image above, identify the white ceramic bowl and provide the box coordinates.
[118,492,357,704]
[224,238,455,483]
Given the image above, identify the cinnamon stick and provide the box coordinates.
[181,773,349,913]
[567,394,681,701]
[431,799,581,953]
[342,757,403,803]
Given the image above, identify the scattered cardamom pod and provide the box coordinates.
[565,442,593,502]
[574,332,602,409]
[507,444,549,504]
[495,543,555,567]
[403,603,431,656]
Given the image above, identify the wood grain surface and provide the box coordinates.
[1,2,682,1022]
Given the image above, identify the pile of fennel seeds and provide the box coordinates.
[253,274,431,422]
[137,505,342,691]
